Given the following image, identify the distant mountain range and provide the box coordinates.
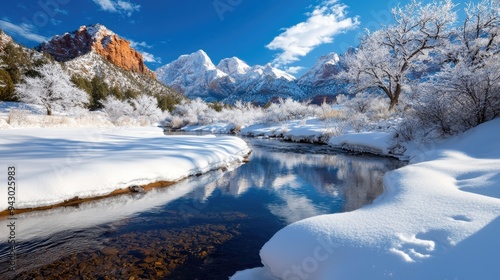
[2,23,347,105]
[156,49,348,104]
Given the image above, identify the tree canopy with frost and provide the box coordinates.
[341,0,457,109]
[15,63,89,115]
[131,94,163,122]
[102,95,134,122]
[407,0,500,136]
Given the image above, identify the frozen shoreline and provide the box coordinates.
[231,119,500,279]
[182,119,407,160]
[0,127,250,212]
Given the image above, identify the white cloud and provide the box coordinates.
[0,20,48,43]
[92,0,117,12]
[128,39,152,49]
[92,0,140,16]
[266,0,359,67]
[140,51,161,64]
[285,66,305,74]
[50,18,62,26]
[54,8,69,15]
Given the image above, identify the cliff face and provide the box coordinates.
[37,24,155,79]
[93,35,151,76]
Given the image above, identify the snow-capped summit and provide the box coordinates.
[217,57,251,76]
[298,52,341,86]
[261,63,296,81]
[295,52,349,102]
[84,23,115,40]
[155,50,231,98]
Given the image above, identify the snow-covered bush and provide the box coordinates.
[347,112,370,133]
[103,94,166,126]
[264,98,315,124]
[218,101,263,131]
[6,109,29,126]
[131,94,163,123]
[317,101,344,121]
[15,63,89,115]
[168,98,216,128]
[339,92,390,121]
[102,95,134,123]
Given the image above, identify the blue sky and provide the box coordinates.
[1,0,469,77]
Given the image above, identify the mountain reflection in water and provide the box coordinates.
[0,137,404,279]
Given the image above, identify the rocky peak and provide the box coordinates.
[36,24,155,78]
[0,29,14,50]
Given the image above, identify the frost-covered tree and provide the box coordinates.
[342,0,457,109]
[102,95,134,122]
[447,0,500,66]
[15,63,88,115]
[407,0,500,137]
[131,94,163,122]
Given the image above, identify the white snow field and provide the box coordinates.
[231,118,500,279]
[0,127,249,211]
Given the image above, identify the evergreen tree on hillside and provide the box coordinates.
[0,69,14,100]
[90,75,109,110]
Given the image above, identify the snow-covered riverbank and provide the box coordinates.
[183,118,404,159]
[0,127,249,211]
[231,118,500,279]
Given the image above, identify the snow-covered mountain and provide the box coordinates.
[36,24,179,98]
[297,51,350,103]
[155,50,234,99]
[298,52,341,87]
[156,50,305,103]
[217,57,251,80]
[155,50,350,104]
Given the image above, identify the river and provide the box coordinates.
[0,137,404,279]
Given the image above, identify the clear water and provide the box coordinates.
[0,137,404,279]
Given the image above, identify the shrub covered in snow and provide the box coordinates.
[263,98,316,124]
[102,94,167,126]
[15,63,89,115]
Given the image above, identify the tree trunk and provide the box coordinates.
[389,83,402,110]
[47,108,52,116]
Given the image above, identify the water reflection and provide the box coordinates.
[0,137,404,279]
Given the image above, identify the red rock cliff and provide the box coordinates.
[37,24,155,79]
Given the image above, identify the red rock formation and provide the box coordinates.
[37,24,155,79]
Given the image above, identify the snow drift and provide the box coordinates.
[232,118,500,279]
[0,127,249,211]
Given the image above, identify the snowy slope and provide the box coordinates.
[298,52,340,86]
[0,127,249,211]
[65,51,179,97]
[297,51,349,98]
[232,118,500,279]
